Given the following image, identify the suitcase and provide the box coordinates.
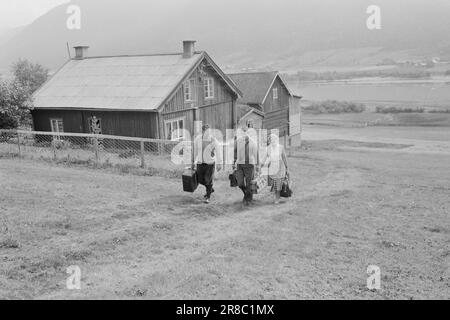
[182,168,198,193]
[229,171,238,187]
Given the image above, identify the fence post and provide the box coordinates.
[52,137,57,161]
[140,141,145,168]
[288,135,292,157]
[94,136,99,166]
[17,132,21,157]
[158,141,162,156]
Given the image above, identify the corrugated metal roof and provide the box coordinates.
[228,71,278,105]
[33,53,204,111]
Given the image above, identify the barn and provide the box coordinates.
[31,41,242,140]
[228,72,302,136]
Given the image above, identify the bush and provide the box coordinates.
[375,106,425,114]
[303,100,366,114]
[51,139,72,150]
[428,108,450,113]
[118,149,138,158]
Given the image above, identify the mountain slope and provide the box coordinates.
[0,0,449,73]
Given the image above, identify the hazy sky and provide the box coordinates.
[0,0,69,29]
[0,0,448,31]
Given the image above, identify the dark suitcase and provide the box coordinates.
[182,168,198,193]
[229,171,238,187]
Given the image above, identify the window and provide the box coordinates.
[203,77,214,99]
[273,87,278,100]
[50,118,64,140]
[184,79,195,102]
[165,118,185,141]
[88,117,102,134]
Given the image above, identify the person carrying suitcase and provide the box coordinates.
[194,124,222,203]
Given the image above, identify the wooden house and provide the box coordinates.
[228,72,301,136]
[31,41,242,140]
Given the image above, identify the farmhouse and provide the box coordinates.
[228,72,302,136]
[31,41,242,140]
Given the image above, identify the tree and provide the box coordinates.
[0,60,48,129]
[12,59,49,94]
[0,81,31,129]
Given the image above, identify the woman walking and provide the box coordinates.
[263,134,289,204]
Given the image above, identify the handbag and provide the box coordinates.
[280,174,293,198]
[255,174,267,190]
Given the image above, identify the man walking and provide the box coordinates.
[233,124,258,206]
[194,124,222,203]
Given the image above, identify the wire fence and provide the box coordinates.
[0,129,181,170]
[0,129,302,174]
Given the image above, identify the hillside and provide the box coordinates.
[0,0,449,73]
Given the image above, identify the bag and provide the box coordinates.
[182,168,198,193]
[250,180,258,194]
[280,175,293,198]
[229,171,238,187]
[255,174,267,190]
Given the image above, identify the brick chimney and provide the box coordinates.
[182,40,196,59]
[73,46,89,60]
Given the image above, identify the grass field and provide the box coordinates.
[0,125,449,299]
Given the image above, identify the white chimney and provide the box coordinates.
[73,46,89,60]
[183,40,196,59]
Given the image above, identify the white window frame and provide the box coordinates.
[88,117,102,135]
[273,87,278,100]
[204,77,214,100]
[50,118,64,140]
[184,79,195,103]
[164,117,185,141]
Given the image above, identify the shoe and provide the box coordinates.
[204,198,210,204]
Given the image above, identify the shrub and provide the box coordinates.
[51,139,72,150]
[375,106,425,114]
[0,237,20,249]
[303,100,366,114]
[428,108,450,113]
[52,140,72,150]
[118,149,138,158]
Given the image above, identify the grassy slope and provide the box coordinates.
[0,135,448,299]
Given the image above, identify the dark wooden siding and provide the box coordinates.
[162,58,236,137]
[261,76,290,136]
[263,109,289,136]
[199,102,233,135]
[262,76,290,113]
[32,109,159,138]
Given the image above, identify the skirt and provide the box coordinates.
[270,177,284,192]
